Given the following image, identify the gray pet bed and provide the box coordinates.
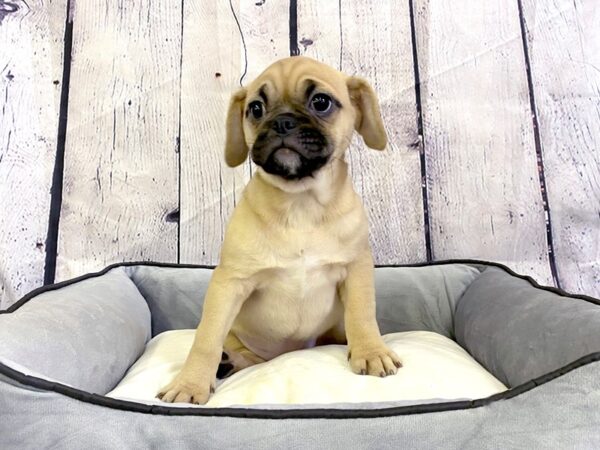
[1,260,600,449]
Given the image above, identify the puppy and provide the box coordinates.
[158,56,402,405]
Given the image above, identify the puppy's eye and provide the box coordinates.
[248,101,264,120]
[310,94,332,114]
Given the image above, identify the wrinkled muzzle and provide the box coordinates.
[251,113,331,180]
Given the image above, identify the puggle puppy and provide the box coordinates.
[158,56,402,405]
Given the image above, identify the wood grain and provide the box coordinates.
[179,0,245,265]
[0,0,67,308]
[2,0,598,299]
[297,0,426,264]
[522,0,600,297]
[55,0,182,281]
[239,0,290,83]
[179,0,289,265]
[413,0,554,284]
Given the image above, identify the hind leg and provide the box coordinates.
[217,331,265,379]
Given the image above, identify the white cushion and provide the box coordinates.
[106,330,507,407]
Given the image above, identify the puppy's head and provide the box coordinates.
[224,56,387,182]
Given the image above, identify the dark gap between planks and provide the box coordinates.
[176,0,185,263]
[516,0,560,288]
[289,0,299,56]
[408,0,433,262]
[44,0,74,285]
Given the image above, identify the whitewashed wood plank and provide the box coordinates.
[414,0,553,284]
[179,0,289,265]
[296,1,341,67]
[240,0,290,83]
[0,0,67,308]
[522,0,600,297]
[179,0,244,265]
[56,0,181,281]
[297,0,426,264]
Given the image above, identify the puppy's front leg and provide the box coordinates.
[158,267,253,404]
[341,251,402,377]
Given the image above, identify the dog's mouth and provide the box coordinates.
[271,147,302,171]
[260,145,330,180]
[252,127,331,180]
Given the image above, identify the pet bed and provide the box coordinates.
[1,260,600,449]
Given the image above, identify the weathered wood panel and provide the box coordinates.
[179,0,245,265]
[179,0,289,265]
[522,0,600,297]
[56,0,182,281]
[414,0,554,284]
[240,0,290,82]
[0,0,67,309]
[2,0,597,300]
[297,0,426,264]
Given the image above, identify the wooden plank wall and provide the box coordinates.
[55,0,182,281]
[297,0,427,263]
[0,0,67,307]
[179,0,289,265]
[414,0,553,284]
[0,0,598,308]
[521,0,600,295]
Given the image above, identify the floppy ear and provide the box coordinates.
[346,77,387,150]
[224,88,249,167]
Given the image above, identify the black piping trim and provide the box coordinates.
[44,0,73,285]
[2,259,600,419]
[5,258,598,316]
[2,261,216,315]
[1,349,599,419]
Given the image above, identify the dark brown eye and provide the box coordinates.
[249,101,264,119]
[310,93,332,114]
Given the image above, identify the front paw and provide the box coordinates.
[157,374,215,405]
[348,342,402,377]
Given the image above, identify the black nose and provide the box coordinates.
[271,114,298,135]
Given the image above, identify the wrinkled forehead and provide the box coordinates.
[246,57,348,103]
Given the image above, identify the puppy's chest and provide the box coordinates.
[285,244,348,292]
[276,231,350,279]
[245,206,364,300]
[258,242,347,339]
[252,232,352,309]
